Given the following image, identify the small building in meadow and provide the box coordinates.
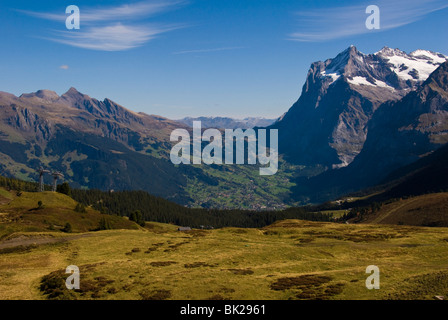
[178,227,191,231]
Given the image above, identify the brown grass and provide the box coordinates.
[226,268,254,275]
[139,289,172,300]
[270,275,346,300]
[39,263,115,300]
[184,262,217,268]
[150,261,177,267]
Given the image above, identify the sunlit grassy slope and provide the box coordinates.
[0,188,138,240]
[362,193,448,227]
[1,218,448,300]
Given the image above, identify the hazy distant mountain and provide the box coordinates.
[270,46,447,169]
[177,116,276,129]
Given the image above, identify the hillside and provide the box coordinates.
[0,187,138,240]
[346,142,448,205]
[360,193,448,227]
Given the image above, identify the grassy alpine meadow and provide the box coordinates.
[1,218,448,300]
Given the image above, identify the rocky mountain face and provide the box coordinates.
[291,60,448,203]
[271,46,447,169]
[3,87,184,149]
[348,59,448,183]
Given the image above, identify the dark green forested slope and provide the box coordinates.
[70,188,333,228]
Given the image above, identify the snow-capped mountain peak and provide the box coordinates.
[375,47,447,83]
[375,46,408,57]
[318,46,447,91]
[274,46,448,170]
[319,46,364,84]
[315,46,447,97]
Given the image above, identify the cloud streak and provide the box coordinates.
[289,0,448,42]
[20,1,186,51]
[20,1,185,23]
[172,47,245,55]
[49,23,182,51]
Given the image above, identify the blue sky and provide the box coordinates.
[0,0,447,119]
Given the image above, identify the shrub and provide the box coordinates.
[74,203,87,213]
[57,182,71,196]
[39,270,73,299]
[129,210,145,227]
[37,201,45,210]
[139,289,171,300]
[97,217,111,230]
[62,222,72,233]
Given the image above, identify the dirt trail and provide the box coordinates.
[0,234,92,250]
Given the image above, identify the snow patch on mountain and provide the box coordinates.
[320,70,341,83]
[348,76,394,90]
[376,47,447,82]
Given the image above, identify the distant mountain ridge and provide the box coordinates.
[0,87,185,144]
[177,116,277,129]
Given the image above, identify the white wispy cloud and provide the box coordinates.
[289,0,448,42]
[19,1,185,22]
[49,23,181,51]
[59,65,69,70]
[172,47,245,55]
[19,0,186,51]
